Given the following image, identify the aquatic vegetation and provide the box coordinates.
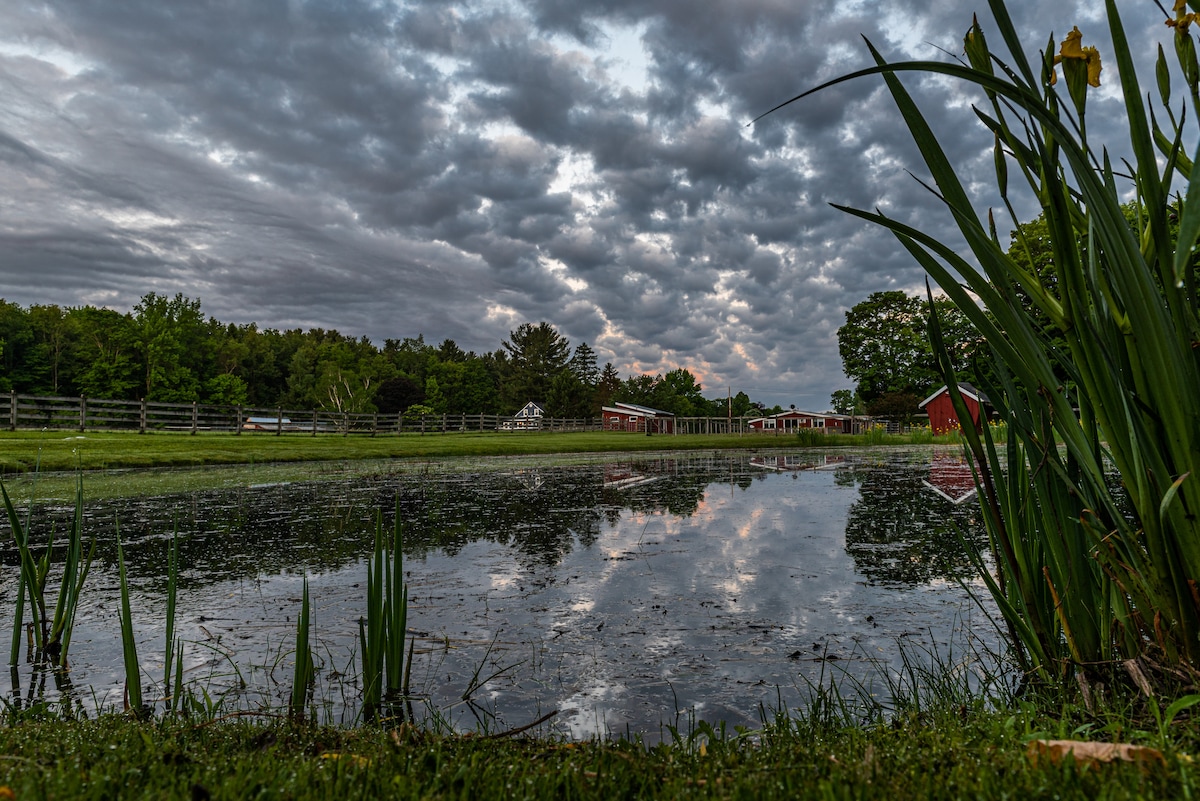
[163,528,180,714]
[2,474,95,669]
[290,577,314,721]
[764,0,1200,689]
[116,529,144,717]
[359,510,411,724]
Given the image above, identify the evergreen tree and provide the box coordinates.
[568,342,600,386]
[500,322,570,411]
[596,362,621,409]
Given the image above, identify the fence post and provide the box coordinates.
[191,401,198,435]
[139,399,147,434]
[312,410,318,437]
[236,405,243,435]
[343,412,349,436]
[276,408,283,436]
[79,397,87,433]
[372,413,378,437]
[8,391,15,431]
[396,412,403,435]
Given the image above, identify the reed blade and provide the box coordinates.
[289,576,313,721]
[116,528,144,716]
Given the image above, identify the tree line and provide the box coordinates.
[0,295,767,419]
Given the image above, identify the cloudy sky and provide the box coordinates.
[0,0,1170,409]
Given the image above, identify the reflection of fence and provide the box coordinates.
[0,392,760,436]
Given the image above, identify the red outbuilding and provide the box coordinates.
[601,402,675,433]
[746,409,852,433]
[919,383,991,435]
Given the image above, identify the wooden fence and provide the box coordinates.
[0,393,779,437]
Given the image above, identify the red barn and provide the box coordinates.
[746,409,850,433]
[601,402,675,433]
[919,383,990,435]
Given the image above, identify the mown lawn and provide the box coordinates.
[0,428,903,474]
[0,702,1192,800]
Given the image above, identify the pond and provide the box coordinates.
[0,447,1003,739]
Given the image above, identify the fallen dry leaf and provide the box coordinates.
[1027,739,1166,769]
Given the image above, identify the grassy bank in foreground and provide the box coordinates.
[0,702,1191,800]
[0,429,936,474]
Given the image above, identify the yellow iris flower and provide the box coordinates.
[1169,0,1198,31]
[1050,26,1101,88]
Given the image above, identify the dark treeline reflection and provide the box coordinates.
[840,452,988,585]
[8,456,733,589]
[6,451,986,593]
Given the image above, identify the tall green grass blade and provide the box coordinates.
[2,481,43,658]
[290,576,313,722]
[48,472,95,667]
[9,573,26,668]
[359,516,385,720]
[386,512,408,706]
[171,641,184,716]
[116,528,144,717]
[358,506,410,724]
[164,526,179,698]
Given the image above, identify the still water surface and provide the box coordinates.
[0,448,1000,738]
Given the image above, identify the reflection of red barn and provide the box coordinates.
[601,402,675,433]
[750,454,847,471]
[602,463,662,489]
[919,383,991,435]
[746,410,850,433]
[923,451,978,504]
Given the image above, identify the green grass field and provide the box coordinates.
[0,428,918,474]
[0,699,1192,800]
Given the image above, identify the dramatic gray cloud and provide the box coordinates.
[0,0,1169,408]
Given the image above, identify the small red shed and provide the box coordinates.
[919,383,990,435]
[601,402,675,433]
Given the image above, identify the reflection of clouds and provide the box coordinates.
[489,571,517,591]
[732,505,764,540]
[569,598,595,613]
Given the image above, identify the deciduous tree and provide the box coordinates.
[132,293,206,402]
[838,291,981,402]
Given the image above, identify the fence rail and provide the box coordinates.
[0,392,807,436]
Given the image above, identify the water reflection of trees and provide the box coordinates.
[9,455,760,587]
[5,453,992,590]
[388,457,724,566]
[841,456,988,585]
